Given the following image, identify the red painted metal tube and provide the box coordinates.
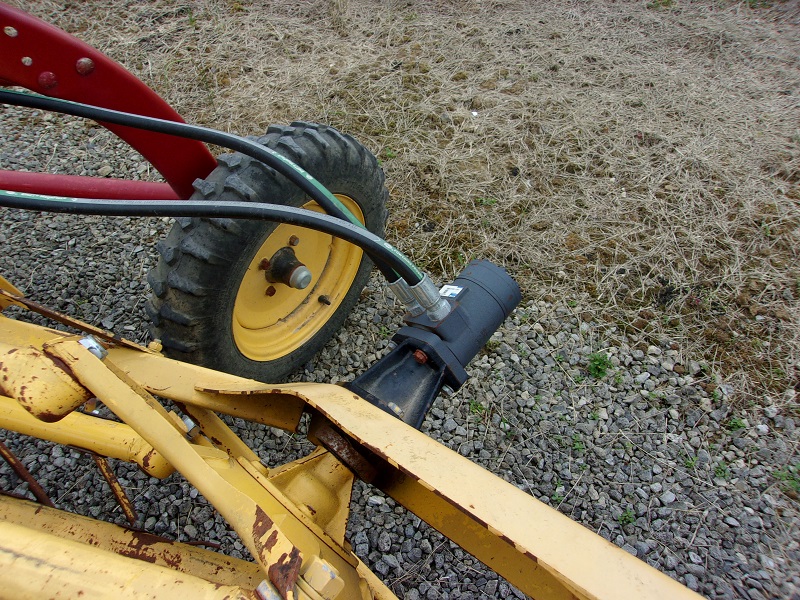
[0,170,179,200]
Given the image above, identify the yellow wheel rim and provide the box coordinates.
[232,196,365,361]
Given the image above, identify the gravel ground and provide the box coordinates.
[1,104,799,600]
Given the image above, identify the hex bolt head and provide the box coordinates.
[413,349,428,365]
[258,258,270,270]
[288,235,300,246]
[180,415,200,439]
[255,580,282,600]
[265,286,276,297]
[301,557,344,600]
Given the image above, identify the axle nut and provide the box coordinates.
[288,266,312,290]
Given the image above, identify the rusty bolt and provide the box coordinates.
[75,57,95,75]
[37,71,58,89]
[265,286,276,297]
[412,349,428,365]
[318,295,331,305]
[258,258,270,270]
[288,235,300,246]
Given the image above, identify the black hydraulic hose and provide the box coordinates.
[0,191,423,285]
[0,89,414,284]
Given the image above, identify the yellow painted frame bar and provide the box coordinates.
[0,394,174,478]
[44,336,372,600]
[110,347,702,600]
[0,494,264,590]
[0,519,258,600]
[304,393,703,600]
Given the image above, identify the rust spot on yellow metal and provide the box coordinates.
[268,547,302,600]
[252,505,275,551]
[264,530,279,552]
[310,419,378,483]
[40,351,77,380]
[142,449,154,471]
[117,529,179,565]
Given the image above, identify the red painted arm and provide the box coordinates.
[0,3,216,199]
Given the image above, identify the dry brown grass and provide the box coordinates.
[8,0,800,406]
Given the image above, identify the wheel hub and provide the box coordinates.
[260,246,313,290]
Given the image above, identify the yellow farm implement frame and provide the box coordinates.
[0,282,700,600]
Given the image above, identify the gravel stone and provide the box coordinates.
[377,531,392,553]
[660,491,676,505]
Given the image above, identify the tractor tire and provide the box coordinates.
[146,122,388,381]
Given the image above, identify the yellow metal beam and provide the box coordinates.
[0,394,174,478]
[103,347,306,432]
[301,389,704,600]
[109,339,702,600]
[108,342,702,600]
[0,310,700,600]
[0,519,259,600]
[0,494,264,589]
[46,337,310,600]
